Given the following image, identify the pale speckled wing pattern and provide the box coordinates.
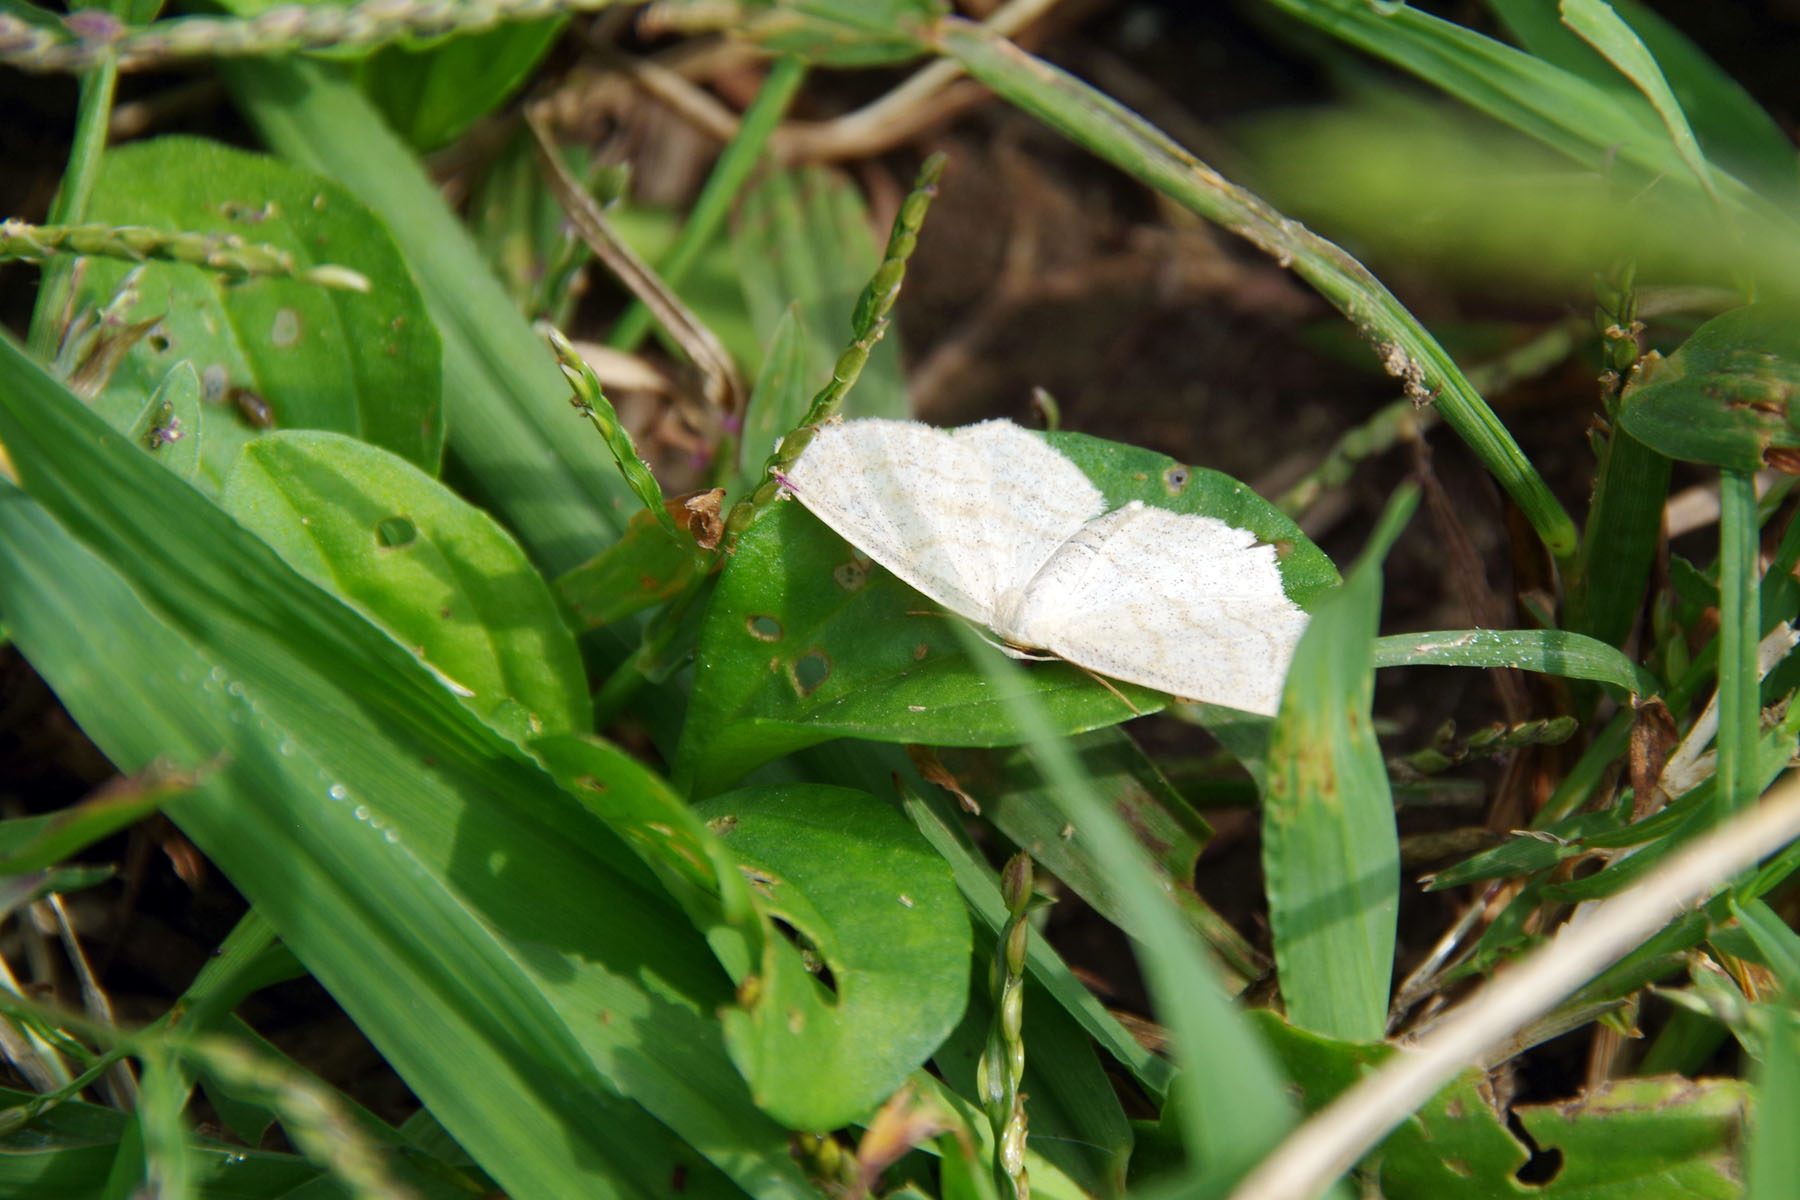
[1004,501,1307,715]
[782,418,1103,623]
[782,417,1309,715]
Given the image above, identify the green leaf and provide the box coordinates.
[1262,487,1412,1041]
[697,784,970,1130]
[1749,1005,1800,1199]
[1252,1010,1530,1196]
[0,338,812,1200]
[354,21,564,150]
[69,137,444,490]
[1619,304,1800,471]
[676,496,1149,796]
[1373,628,1659,695]
[554,501,714,632]
[1490,0,1798,192]
[227,60,640,576]
[0,1086,323,1197]
[1519,1075,1746,1198]
[223,430,591,742]
[1559,0,1717,200]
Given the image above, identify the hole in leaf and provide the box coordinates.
[770,916,839,1000]
[146,333,171,353]
[200,364,229,405]
[1509,1111,1562,1185]
[746,614,783,642]
[270,307,301,348]
[376,517,417,548]
[789,649,831,697]
[832,559,868,591]
[1163,464,1190,494]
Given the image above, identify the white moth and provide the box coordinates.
[779,417,1310,716]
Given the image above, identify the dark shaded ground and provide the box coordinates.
[2,0,1796,1152]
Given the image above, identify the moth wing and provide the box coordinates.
[783,418,1007,623]
[1011,502,1309,715]
[952,420,1107,593]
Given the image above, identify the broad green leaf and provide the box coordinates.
[223,430,591,741]
[354,21,564,150]
[675,497,1150,796]
[677,427,1333,794]
[0,339,812,1200]
[1373,628,1659,695]
[531,732,757,978]
[227,60,640,576]
[555,495,721,632]
[1044,431,1339,605]
[1263,488,1413,1041]
[1619,304,1800,470]
[732,167,908,422]
[1519,1076,1746,1198]
[696,784,970,1130]
[1252,1011,1529,1197]
[69,137,443,490]
[125,361,202,482]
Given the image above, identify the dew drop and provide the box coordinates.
[328,784,348,802]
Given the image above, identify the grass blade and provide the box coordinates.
[1264,487,1415,1041]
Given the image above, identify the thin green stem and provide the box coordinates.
[609,56,808,353]
[1716,469,1761,813]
